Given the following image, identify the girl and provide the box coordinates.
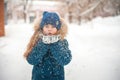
[24,11,72,80]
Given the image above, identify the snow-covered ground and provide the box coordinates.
[0,16,120,80]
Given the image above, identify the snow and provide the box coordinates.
[0,16,120,80]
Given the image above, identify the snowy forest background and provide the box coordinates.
[1,0,120,80]
[4,0,120,24]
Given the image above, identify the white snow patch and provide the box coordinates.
[0,16,120,80]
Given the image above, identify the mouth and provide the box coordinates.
[48,33,52,35]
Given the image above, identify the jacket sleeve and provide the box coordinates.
[27,39,48,65]
[50,39,72,66]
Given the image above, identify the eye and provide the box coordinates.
[45,25,49,28]
[51,25,56,28]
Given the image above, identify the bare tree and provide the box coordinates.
[58,0,120,24]
[23,0,28,23]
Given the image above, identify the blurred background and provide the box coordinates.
[2,0,120,25]
[0,0,120,80]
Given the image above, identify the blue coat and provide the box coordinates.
[27,39,72,80]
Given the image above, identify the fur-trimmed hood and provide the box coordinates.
[24,17,68,58]
[33,17,68,40]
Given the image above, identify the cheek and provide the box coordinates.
[52,29,58,34]
[43,28,48,34]
[44,27,49,31]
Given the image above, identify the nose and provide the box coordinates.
[48,27,51,31]
[48,26,52,31]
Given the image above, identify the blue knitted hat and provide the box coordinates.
[40,11,61,30]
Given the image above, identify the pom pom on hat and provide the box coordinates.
[40,11,61,30]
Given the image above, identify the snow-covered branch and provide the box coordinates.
[80,0,103,16]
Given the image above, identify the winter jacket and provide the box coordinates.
[27,39,72,80]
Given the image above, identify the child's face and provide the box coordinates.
[42,24,58,35]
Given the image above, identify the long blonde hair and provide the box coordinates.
[23,17,68,58]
